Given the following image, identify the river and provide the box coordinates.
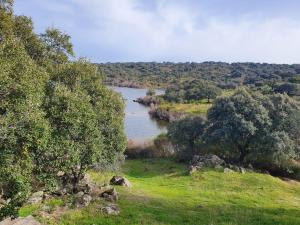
[110,86,167,142]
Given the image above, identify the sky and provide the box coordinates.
[14,0,300,64]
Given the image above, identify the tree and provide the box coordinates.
[185,80,222,103]
[205,88,300,169]
[13,16,46,64]
[0,0,13,12]
[205,88,271,163]
[0,39,49,218]
[44,60,126,191]
[168,116,206,161]
[274,83,300,97]
[40,28,74,64]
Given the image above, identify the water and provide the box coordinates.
[110,86,167,142]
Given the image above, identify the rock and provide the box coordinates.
[42,205,51,213]
[75,192,92,207]
[110,176,132,187]
[0,216,41,225]
[189,166,198,175]
[57,171,65,177]
[224,168,234,173]
[100,188,118,202]
[240,167,247,174]
[101,204,120,215]
[215,165,224,170]
[27,191,44,204]
[189,154,225,173]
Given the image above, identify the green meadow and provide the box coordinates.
[21,159,300,225]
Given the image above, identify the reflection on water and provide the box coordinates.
[110,86,167,141]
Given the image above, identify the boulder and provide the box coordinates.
[224,168,234,173]
[27,191,44,204]
[75,192,92,207]
[189,154,225,173]
[101,204,120,215]
[100,188,118,202]
[110,176,131,187]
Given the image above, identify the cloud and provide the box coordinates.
[14,0,300,63]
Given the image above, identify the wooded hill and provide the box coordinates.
[98,62,300,88]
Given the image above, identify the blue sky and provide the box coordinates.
[14,0,300,63]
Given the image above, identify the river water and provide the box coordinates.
[111,86,167,142]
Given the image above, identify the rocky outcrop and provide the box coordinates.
[75,191,92,207]
[189,154,249,174]
[0,216,40,225]
[189,154,225,174]
[27,191,44,204]
[110,176,132,187]
[101,204,120,215]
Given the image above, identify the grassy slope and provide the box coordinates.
[22,159,300,225]
[158,89,235,116]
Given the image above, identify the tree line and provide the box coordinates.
[98,62,300,90]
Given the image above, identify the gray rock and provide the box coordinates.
[100,188,118,202]
[101,204,120,215]
[27,191,44,204]
[110,176,132,188]
[224,168,234,173]
[75,192,92,207]
[189,154,225,173]
[240,167,247,174]
[42,205,51,213]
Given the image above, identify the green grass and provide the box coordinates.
[159,101,212,115]
[158,89,235,116]
[23,159,300,225]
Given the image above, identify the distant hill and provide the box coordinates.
[97,62,300,88]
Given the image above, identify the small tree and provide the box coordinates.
[168,116,206,161]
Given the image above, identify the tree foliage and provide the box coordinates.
[205,88,300,170]
[164,79,222,103]
[167,116,206,161]
[0,3,126,219]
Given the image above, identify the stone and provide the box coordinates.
[110,176,132,187]
[75,192,92,207]
[27,191,44,204]
[42,205,51,213]
[189,154,225,173]
[100,188,118,202]
[240,167,247,174]
[101,204,120,215]
[224,168,234,173]
[57,171,65,177]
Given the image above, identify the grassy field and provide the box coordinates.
[159,101,212,115]
[157,89,235,116]
[20,159,300,225]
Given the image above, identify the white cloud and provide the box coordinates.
[15,0,300,63]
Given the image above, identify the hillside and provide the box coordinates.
[98,62,300,88]
[20,160,300,225]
